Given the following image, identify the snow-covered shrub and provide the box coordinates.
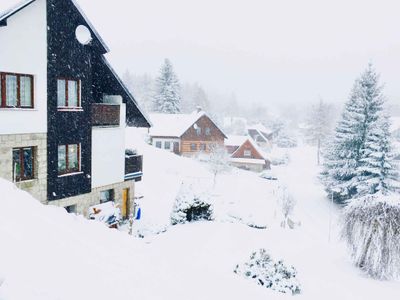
[171,182,214,225]
[234,249,301,295]
[270,151,290,166]
[341,193,400,280]
[277,186,297,229]
[276,133,297,148]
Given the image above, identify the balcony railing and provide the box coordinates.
[92,103,120,127]
[125,152,143,182]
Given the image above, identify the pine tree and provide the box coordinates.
[305,99,334,165]
[322,64,399,203]
[153,58,181,113]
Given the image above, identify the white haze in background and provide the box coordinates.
[1,0,399,106]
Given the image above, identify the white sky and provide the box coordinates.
[2,0,400,105]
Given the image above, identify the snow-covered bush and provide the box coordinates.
[341,193,400,280]
[234,249,301,295]
[276,133,298,148]
[277,186,297,229]
[171,182,214,225]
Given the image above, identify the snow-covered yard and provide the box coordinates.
[0,130,399,300]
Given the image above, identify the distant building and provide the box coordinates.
[149,109,226,156]
[225,135,271,172]
[247,123,273,149]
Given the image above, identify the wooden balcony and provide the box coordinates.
[91,103,120,127]
[125,151,143,182]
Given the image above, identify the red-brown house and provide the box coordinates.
[149,110,227,156]
[226,135,271,172]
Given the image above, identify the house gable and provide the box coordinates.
[231,139,264,160]
[181,115,226,142]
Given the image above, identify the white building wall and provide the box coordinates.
[0,0,48,135]
[152,137,180,152]
[91,103,126,188]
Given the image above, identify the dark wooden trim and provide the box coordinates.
[13,147,35,182]
[0,72,34,108]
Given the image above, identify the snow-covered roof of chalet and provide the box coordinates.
[247,123,273,136]
[149,111,226,138]
[225,135,248,147]
[0,0,109,53]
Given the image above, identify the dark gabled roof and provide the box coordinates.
[0,0,109,53]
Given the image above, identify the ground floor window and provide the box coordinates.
[12,147,35,181]
[65,205,77,214]
[100,189,114,204]
[164,141,171,150]
[155,141,162,148]
[191,143,197,151]
[58,144,81,175]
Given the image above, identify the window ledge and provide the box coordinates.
[0,108,36,111]
[58,171,84,178]
[57,107,84,112]
[14,178,37,184]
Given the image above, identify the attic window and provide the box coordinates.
[244,150,252,157]
[75,25,92,45]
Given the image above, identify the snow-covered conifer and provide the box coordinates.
[322,64,399,202]
[153,58,181,113]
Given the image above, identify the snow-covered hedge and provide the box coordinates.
[234,249,301,295]
[342,193,400,280]
[171,183,214,225]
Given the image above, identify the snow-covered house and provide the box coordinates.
[0,0,150,216]
[225,135,271,172]
[247,123,273,149]
[149,109,226,156]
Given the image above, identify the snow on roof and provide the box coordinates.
[227,135,270,162]
[230,157,266,165]
[0,0,35,22]
[0,0,109,53]
[225,135,248,147]
[149,111,226,138]
[247,123,273,136]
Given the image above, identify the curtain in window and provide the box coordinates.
[6,75,17,106]
[23,148,33,179]
[12,149,21,180]
[58,145,66,172]
[57,80,66,107]
[20,76,32,107]
[68,80,78,107]
[68,144,79,170]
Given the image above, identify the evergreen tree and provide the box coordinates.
[322,64,399,203]
[153,58,181,113]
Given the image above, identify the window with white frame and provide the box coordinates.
[155,141,162,148]
[57,78,81,108]
[0,72,34,108]
[244,150,252,157]
[164,141,171,149]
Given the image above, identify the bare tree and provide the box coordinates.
[205,144,231,187]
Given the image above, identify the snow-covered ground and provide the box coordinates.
[0,130,399,300]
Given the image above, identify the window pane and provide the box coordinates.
[58,145,66,172]
[23,148,34,179]
[20,76,32,107]
[12,149,21,180]
[6,75,17,107]
[68,80,78,107]
[57,80,66,107]
[68,144,79,170]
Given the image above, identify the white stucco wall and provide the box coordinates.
[0,0,47,135]
[91,103,126,188]
[152,137,180,152]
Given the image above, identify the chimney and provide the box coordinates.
[196,106,202,113]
